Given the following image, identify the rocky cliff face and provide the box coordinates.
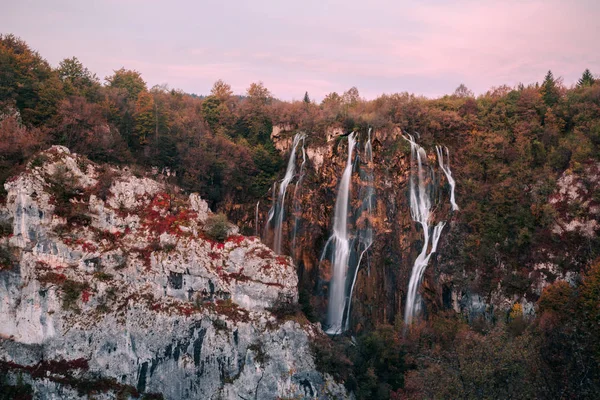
[247,126,599,332]
[0,146,349,399]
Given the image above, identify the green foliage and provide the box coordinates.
[0,34,64,126]
[0,243,16,270]
[133,91,155,145]
[0,373,33,400]
[61,279,89,312]
[57,57,100,99]
[247,341,270,366]
[303,91,310,103]
[204,213,230,242]
[46,165,84,218]
[105,68,147,100]
[578,69,596,88]
[541,70,560,107]
[201,96,222,131]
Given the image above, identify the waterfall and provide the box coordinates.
[255,201,260,236]
[403,134,446,327]
[436,145,459,211]
[291,135,307,258]
[324,133,357,335]
[267,133,306,254]
[345,128,375,330]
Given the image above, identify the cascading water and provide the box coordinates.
[323,133,357,335]
[345,128,375,330]
[291,135,307,258]
[255,201,260,236]
[267,133,306,254]
[435,145,459,211]
[403,134,446,327]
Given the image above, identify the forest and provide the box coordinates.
[1,33,600,398]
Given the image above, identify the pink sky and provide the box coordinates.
[3,0,599,100]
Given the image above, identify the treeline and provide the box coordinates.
[1,33,598,212]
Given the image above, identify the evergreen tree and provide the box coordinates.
[303,91,310,103]
[577,69,595,87]
[541,70,560,107]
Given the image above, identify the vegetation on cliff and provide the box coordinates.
[1,33,599,398]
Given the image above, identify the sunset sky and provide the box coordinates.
[3,0,599,100]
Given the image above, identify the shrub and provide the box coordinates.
[267,293,301,320]
[247,341,270,366]
[204,213,230,242]
[0,243,16,271]
[61,279,89,312]
[46,165,84,218]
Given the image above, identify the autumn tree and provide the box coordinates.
[210,79,233,101]
[453,83,474,98]
[342,86,360,106]
[578,69,595,87]
[105,68,147,100]
[321,92,342,118]
[0,34,63,126]
[246,81,272,105]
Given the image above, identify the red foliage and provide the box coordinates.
[226,235,245,246]
[276,256,289,266]
[141,192,197,235]
[81,290,91,303]
[208,252,220,260]
[81,241,97,252]
[38,272,67,286]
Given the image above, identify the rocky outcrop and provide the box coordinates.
[0,146,349,399]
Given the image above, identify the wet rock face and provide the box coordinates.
[254,128,600,332]
[0,146,349,400]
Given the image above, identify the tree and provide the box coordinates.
[454,83,474,98]
[342,87,360,106]
[246,81,272,105]
[577,69,595,88]
[210,79,233,101]
[105,68,147,100]
[303,91,310,103]
[57,57,99,98]
[201,96,222,131]
[540,70,560,107]
[133,90,154,145]
[0,34,64,126]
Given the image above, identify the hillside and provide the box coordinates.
[1,34,599,398]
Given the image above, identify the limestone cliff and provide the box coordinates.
[0,146,349,399]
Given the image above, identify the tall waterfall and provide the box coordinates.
[403,134,446,327]
[436,145,459,211]
[324,133,357,335]
[255,201,260,236]
[291,136,307,258]
[345,128,375,330]
[269,133,306,254]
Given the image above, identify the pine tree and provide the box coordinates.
[577,69,595,87]
[303,91,310,103]
[541,70,560,107]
